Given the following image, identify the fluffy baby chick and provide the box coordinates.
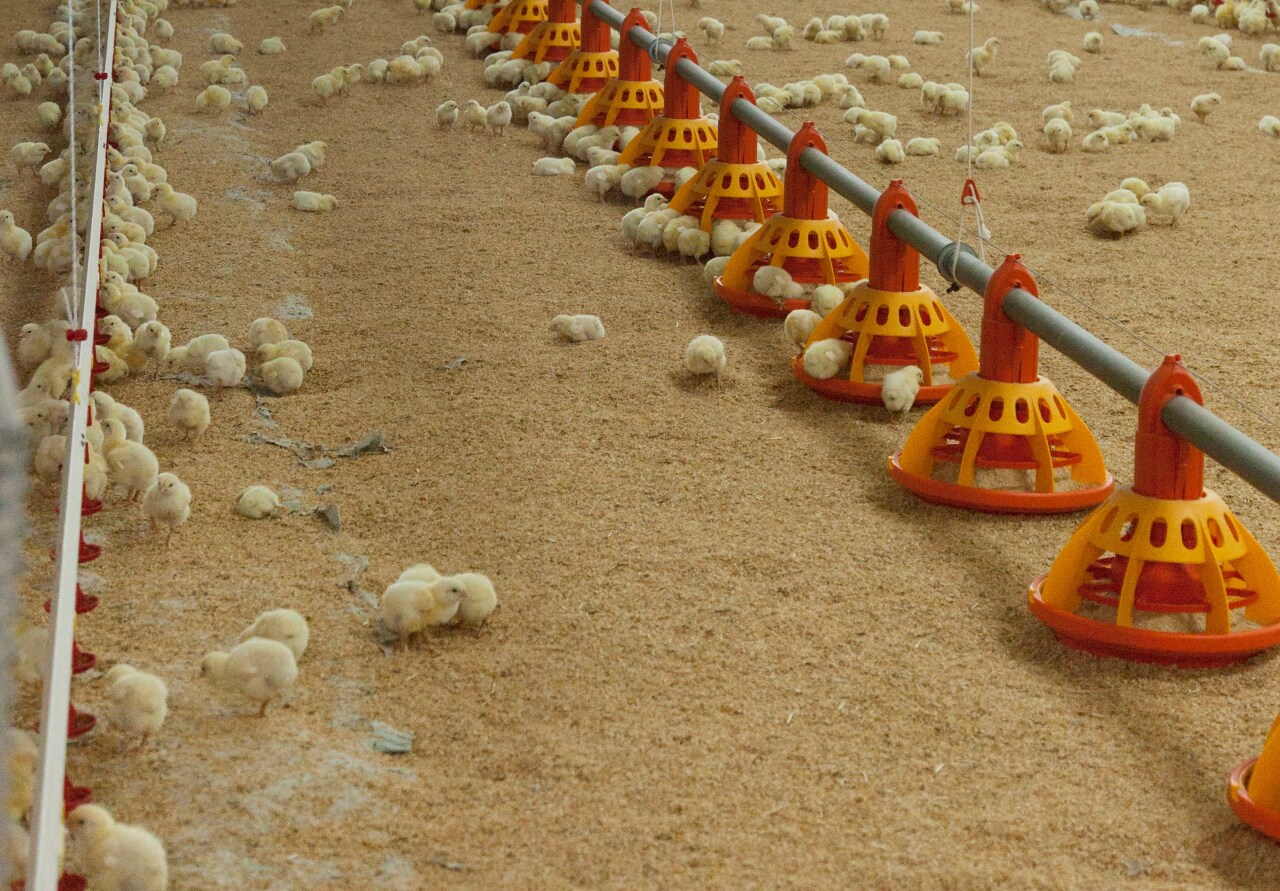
[260,36,287,54]
[259,357,305,394]
[248,317,290,349]
[154,183,197,225]
[6,729,37,821]
[292,191,338,212]
[66,805,167,891]
[105,664,168,749]
[784,308,823,349]
[143,472,191,545]
[684,334,727,382]
[450,572,498,626]
[10,142,50,174]
[246,85,268,114]
[235,485,283,519]
[182,334,231,371]
[460,99,488,132]
[487,100,513,135]
[103,419,158,500]
[195,84,232,112]
[0,211,32,263]
[1190,92,1221,123]
[168,388,210,440]
[380,576,466,648]
[1139,181,1191,225]
[4,820,27,884]
[238,609,309,660]
[270,151,312,183]
[206,348,247,388]
[549,313,606,342]
[753,265,805,301]
[399,563,441,584]
[436,99,459,128]
[256,340,313,371]
[881,365,924,415]
[803,338,854,379]
[134,319,171,371]
[201,637,297,716]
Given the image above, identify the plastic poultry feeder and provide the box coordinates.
[791,179,974,394]
[1028,355,1280,667]
[487,0,548,35]
[512,0,580,64]
[715,122,868,318]
[1230,713,1280,842]
[574,8,664,128]
[64,775,92,812]
[37,703,96,740]
[44,584,99,615]
[71,639,96,674]
[889,254,1114,513]
[615,38,717,198]
[668,76,782,228]
[548,0,619,93]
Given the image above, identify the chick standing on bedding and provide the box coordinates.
[235,485,283,518]
[142,472,191,545]
[684,335,727,382]
[248,317,289,349]
[881,365,924,416]
[168,388,210,440]
[102,418,158,500]
[105,664,168,749]
[380,575,466,649]
[450,573,498,627]
[66,805,167,891]
[200,637,297,716]
[550,314,606,343]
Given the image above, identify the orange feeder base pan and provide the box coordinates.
[1229,758,1280,843]
[712,277,792,319]
[791,354,958,406]
[887,453,1115,514]
[1027,576,1280,668]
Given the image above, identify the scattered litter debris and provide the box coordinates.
[370,720,414,754]
[440,357,469,371]
[312,504,341,533]
[1123,858,1147,877]
[242,430,391,469]
[426,854,467,872]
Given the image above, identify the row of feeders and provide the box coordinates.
[546,4,1280,845]
[487,0,549,35]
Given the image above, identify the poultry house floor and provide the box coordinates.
[4,0,1280,888]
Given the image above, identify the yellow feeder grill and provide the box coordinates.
[1230,714,1280,843]
[512,0,580,64]
[668,76,784,228]
[548,0,619,94]
[616,39,717,198]
[889,254,1114,513]
[714,122,868,319]
[1028,355,1280,667]
[488,0,548,35]
[791,180,975,401]
[574,8,664,129]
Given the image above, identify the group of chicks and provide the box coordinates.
[378,564,498,647]
[1086,176,1191,236]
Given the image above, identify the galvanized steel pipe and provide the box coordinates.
[589,0,1280,503]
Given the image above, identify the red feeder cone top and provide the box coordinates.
[667,76,784,227]
[616,39,717,181]
[782,122,829,221]
[867,178,919,293]
[888,253,1113,513]
[512,0,580,64]
[548,0,620,93]
[1133,356,1204,502]
[573,8,664,128]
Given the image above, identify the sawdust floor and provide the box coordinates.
[4,0,1280,888]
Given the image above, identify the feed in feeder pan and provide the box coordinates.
[715,122,868,318]
[792,179,975,399]
[1028,355,1280,667]
[889,254,1114,512]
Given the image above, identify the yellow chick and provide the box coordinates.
[237,609,309,660]
[65,805,167,891]
[201,638,297,716]
[379,576,466,649]
[105,664,169,749]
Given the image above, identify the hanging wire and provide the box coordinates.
[64,0,81,329]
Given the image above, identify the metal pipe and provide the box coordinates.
[589,0,1280,504]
